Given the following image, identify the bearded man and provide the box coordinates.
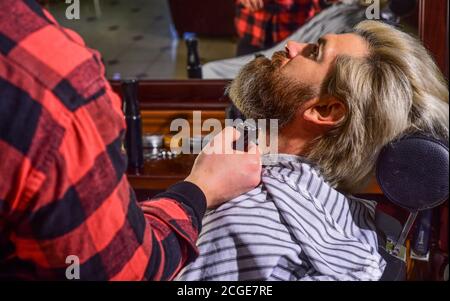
[177,20,449,281]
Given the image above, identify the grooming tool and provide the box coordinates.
[233,121,259,152]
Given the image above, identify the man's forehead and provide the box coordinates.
[321,33,369,59]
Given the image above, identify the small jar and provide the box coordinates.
[143,134,164,160]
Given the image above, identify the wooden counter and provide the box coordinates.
[127,154,196,191]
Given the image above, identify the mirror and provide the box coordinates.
[43,0,237,80]
[42,0,423,80]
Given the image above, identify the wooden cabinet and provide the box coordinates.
[110,80,229,197]
[418,0,449,78]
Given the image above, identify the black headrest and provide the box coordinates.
[376,134,449,212]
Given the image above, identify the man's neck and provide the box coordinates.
[274,118,319,155]
[277,133,307,155]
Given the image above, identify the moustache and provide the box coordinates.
[271,51,288,68]
[248,51,288,70]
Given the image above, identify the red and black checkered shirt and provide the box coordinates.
[235,0,322,48]
[0,0,206,280]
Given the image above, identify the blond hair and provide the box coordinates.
[307,20,449,193]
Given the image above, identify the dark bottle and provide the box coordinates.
[412,209,433,256]
[185,33,202,79]
[121,79,144,174]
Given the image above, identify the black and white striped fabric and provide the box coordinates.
[177,154,386,281]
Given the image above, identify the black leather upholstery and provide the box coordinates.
[378,247,407,281]
[376,134,449,211]
[375,210,407,281]
[375,210,403,243]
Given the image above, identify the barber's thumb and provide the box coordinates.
[222,126,241,152]
[247,142,262,160]
[223,126,241,142]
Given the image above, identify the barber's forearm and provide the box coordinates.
[136,182,206,280]
[152,181,207,230]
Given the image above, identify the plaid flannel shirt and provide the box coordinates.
[0,0,206,280]
[235,0,322,48]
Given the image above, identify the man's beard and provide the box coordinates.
[227,51,317,128]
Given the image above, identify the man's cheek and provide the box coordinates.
[288,67,318,87]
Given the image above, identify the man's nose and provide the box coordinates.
[285,40,307,59]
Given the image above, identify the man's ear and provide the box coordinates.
[302,97,347,127]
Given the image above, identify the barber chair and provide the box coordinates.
[374,134,449,281]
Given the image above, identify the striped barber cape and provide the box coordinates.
[176,154,386,281]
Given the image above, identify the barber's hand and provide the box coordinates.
[239,0,265,11]
[185,127,262,209]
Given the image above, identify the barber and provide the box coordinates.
[0,0,261,280]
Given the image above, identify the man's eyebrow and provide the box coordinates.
[318,37,327,61]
